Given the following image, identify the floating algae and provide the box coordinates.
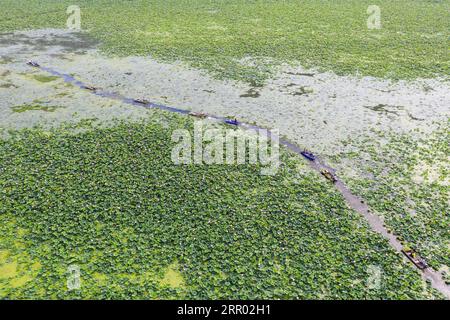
[11,104,63,113]
[240,88,260,98]
[0,260,17,279]
[32,74,59,83]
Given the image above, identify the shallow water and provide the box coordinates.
[1,29,449,155]
[26,57,450,298]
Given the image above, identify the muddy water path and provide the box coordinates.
[32,62,450,298]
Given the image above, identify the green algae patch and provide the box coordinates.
[32,74,59,83]
[160,263,184,289]
[0,251,42,291]
[11,104,63,113]
[0,217,42,295]
[54,92,70,98]
[0,261,18,279]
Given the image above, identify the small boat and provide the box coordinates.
[301,149,316,161]
[81,85,98,91]
[189,112,208,118]
[320,169,337,183]
[401,249,428,270]
[133,98,150,105]
[225,118,238,126]
[26,61,40,67]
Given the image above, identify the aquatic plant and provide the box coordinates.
[0,118,438,299]
[331,122,449,270]
[0,0,448,84]
[10,104,63,113]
